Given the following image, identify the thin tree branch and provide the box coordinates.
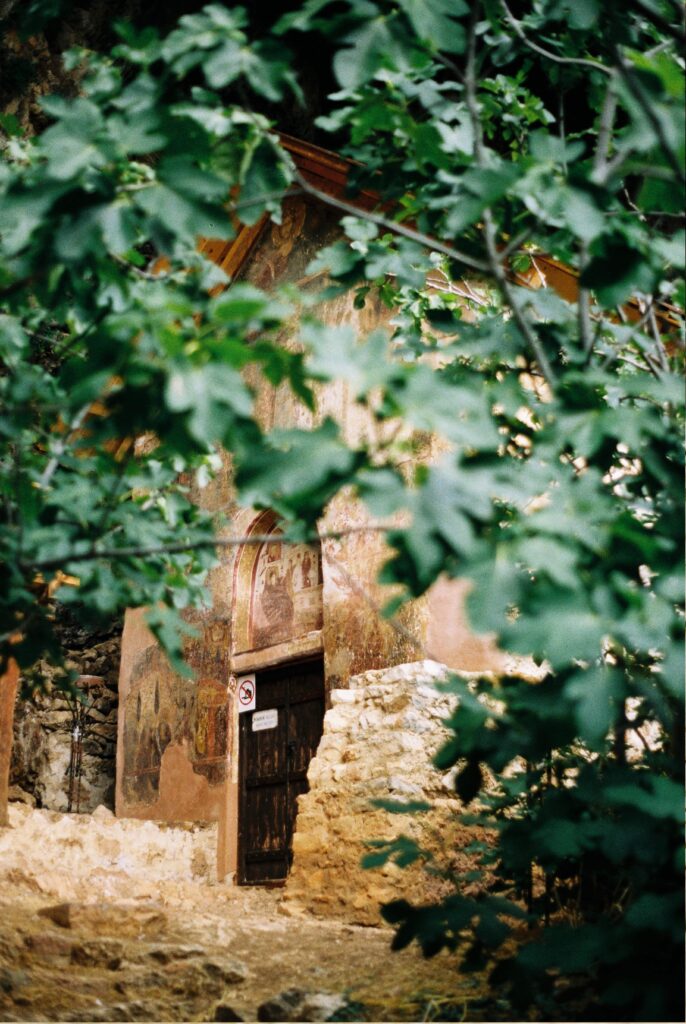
[227,186,304,217]
[599,302,662,375]
[632,0,686,43]
[594,75,619,182]
[598,148,633,183]
[55,309,109,360]
[37,404,92,490]
[20,524,397,573]
[579,80,620,360]
[644,40,672,58]
[0,275,36,302]
[433,51,465,84]
[614,45,683,180]
[110,252,171,281]
[464,6,557,390]
[500,229,533,262]
[614,353,662,375]
[483,213,557,389]
[293,171,490,275]
[558,92,568,175]
[499,0,612,76]
[578,243,594,358]
[647,304,670,371]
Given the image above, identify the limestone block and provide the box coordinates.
[88,723,114,739]
[70,938,124,969]
[329,688,362,705]
[315,734,346,753]
[319,746,344,765]
[387,776,424,797]
[414,686,447,706]
[400,709,434,733]
[306,756,324,779]
[291,829,328,855]
[358,709,384,729]
[305,869,326,891]
[366,883,396,905]
[322,705,360,732]
[364,683,395,699]
[7,784,35,806]
[401,733,427,757]
[42,711,72,728]
[292,812,322,831]
[381,690,413,713]
[339,764,363,783]
[38,901,168,938]
[349,660,446,688]
[329,814,357,838]
[86,708,108,724]
[257,988,346,1023]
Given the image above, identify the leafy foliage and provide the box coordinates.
[0,13,300,670]
[1,0,683,1019]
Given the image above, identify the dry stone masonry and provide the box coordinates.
[284,660,491,925]
[0,802,217,904]
[11,631,121,813]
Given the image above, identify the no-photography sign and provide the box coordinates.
[237,673,256,712]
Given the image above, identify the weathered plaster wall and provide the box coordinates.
[283,660,492,925]
[318,494,427,689]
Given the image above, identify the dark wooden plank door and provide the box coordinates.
[238,659,324,884]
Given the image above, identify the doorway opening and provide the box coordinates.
[237,657,325,885]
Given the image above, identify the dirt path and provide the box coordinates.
[0,888,492,1022]
[0,806,496,1022]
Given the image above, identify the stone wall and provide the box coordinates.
[0,802,217,904]
[283,660,491,926]
[11,628,121,813]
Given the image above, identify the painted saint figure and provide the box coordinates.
[260,564,295,629]
[301,550,312,588]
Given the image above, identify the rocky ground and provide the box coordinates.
[0,805,499,1023]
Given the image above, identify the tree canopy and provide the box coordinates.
[0,0,683,1019]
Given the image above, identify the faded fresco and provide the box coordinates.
[250,531,323,650]
[121,645,229,807]
[240,195,340,292]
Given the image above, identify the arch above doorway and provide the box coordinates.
[230,510,324,675]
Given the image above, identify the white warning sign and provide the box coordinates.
[237,674,256,713]
[252,709,278,732]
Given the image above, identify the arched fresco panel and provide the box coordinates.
[232,512,323,657]
[250,532,323,649]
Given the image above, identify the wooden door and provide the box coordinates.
[238,659,324,884]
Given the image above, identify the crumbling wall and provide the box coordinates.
[11,626,121,813]
[283,660,491,926]
[0,802,217,904]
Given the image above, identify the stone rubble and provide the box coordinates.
[284,660,492,926]
[256,987,347,1022]
[0,803,217,905]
